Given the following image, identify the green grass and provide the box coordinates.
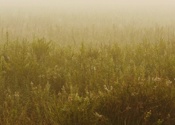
[0,35,175,125]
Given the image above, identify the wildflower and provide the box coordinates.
[94,112,103,118]
[157,119,164,125]
[104,85,109,92]
[144,110,152,121]
[93,66,96,71]
[8,94,11,99]
[14,92,19,97]
[166,79,172,86]
[30,81,34,85]
[104,85,113,92]
[153,77,161,82]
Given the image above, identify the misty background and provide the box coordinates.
[1,0,175,20]
[0,0,175,43]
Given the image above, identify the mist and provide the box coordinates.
[1,0,175,14]
[0,0,175,42]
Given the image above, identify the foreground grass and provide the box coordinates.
[0,38,175,125]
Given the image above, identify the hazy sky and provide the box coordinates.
[0,0,175,22]
[1,0,175,9]
[0,0,175,39]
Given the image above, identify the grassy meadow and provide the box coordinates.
[1,2,175,125]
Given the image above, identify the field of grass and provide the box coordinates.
[1,5,175,125]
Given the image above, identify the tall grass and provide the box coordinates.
[0,32,175,124]
[0,8,175,124]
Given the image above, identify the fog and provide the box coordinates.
[0,0,175,42]
[1,0,175,20]
[1,0,175,13]
[1,0,175,26]
[1,1,175,23]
